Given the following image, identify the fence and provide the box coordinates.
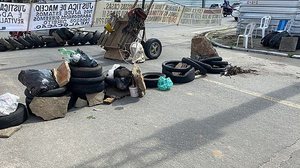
[0,1,222,32]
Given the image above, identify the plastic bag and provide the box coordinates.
[18,69,59,96]
[0,93,19,116]
[130,41,146,63]
[157,76,173,91]
[58,48,98,67]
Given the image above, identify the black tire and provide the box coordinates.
[182,57,207,75]
[207,67,226,74]
[52,32,65,45]
[0,103,28,129]
[70,75,105,84]
[68,33,80,46]
[208,61,229,67]
[25,35,39,48]
[0,38,15,50]
[31,33,45,47]
[46,41,60,47]
[143,38,162,59]
[7,37,25,50]
[0,43,8,52]
[78,33,87,45]
[162,67,195,84]
[234,17,238,21]
[83,32,93,44]
[24,87,67,98]
[25,97,33,115]
[62,28,74,40]
[200,56,223,63]
[17,36,33,49]
[49,29,58,36]
[192,59,213,71]
[143,72,166,88]
[162,60,192,73]
[70,81,105,94]
[70,65,103,78]
[55,29,68,40]
[89,31,101,45]
[41,36,56,43]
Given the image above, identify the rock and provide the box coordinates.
[74,98,88,108]
[0,126,22,138]
[29,97,70,121]
[132,64,146,97]
[191,35,219,60]
[86,92,105,107]
[53,61,71,87]
[103,97,116,104]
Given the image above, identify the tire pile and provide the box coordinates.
[0,28,101,52]
[161,56,228,84]
[0,104,28,130]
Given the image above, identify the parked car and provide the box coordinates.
[231,3,240,21]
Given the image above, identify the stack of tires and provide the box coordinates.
[24,87,70,114]
[0,28,102,52]
[189,57,228,74]
[162,60,196,84]
[0,103,28,130]
[68,65,105,100]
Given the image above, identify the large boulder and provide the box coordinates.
[191,35,219,60]
[30,97,70,121]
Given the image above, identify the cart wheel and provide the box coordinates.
[143,38,162,59]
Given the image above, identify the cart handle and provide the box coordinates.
[146,0,154,16]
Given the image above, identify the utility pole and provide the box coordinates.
[202,0,205,8]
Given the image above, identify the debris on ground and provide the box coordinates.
[223,65,258,76]
[103,97,116,104]
[87,115,96,119]
[86,92,105,107]
[0,126,22,138]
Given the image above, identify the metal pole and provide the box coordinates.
[202,0,205,8]
[142,0,145,9]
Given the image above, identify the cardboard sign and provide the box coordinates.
[0,2,30,31]
[29,2,95,30]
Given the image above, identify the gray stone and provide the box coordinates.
[86,92,105,107]
[29,97,70,121]
[279,37,298,52]
[191,35,219,60]
[0,126,22,138]
[74,98,88,108]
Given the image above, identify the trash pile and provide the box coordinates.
[0,28,101,52]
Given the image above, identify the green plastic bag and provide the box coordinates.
[157,76,173,91]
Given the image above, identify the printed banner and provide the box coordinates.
[179,8,222,25]
[0,2,30,31]
[29,2,95,30]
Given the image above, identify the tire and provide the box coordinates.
[89,31,101,45]
[41,36,56,43]
[78,33,87,45]
[70,65,103,78]
[52,32,65,45]
[70,75,105,84]
[208,61,229,67]
[0,38,15,50]
[83,32,93,44]
[200,56,223,63]
[162,67,195,84]
[182,57,207,75]
[25,97,33,115]
[0,103,28,129]
[25,35,39,48]
[17,36,33,49]
[46,41,60,47]
[49,29,58,36]
[31,33,45,47]
[192,59,213,71]
[143,72,166,88]
[7,37,25,50]
[70,81,105,94]
[143,38,162,59]
[207,67,226,74]
[62,28,74,40]
[162,60,192,73]
[234,17,238,21]
[0,43,8,52]
[55,29,68,40]
[68,33,80,46]
[24,87,67,98]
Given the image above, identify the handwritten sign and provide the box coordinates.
[29,2,95,30]
[0,2,30,31]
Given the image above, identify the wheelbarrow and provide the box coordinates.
[97,0,162,61]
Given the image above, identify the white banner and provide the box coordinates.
[0,2,30,31]
[29,2,96,30]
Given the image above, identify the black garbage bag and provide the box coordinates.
[69,48,98,67]
[261,31,279,47]
[18,69,59,96]
[269,31,290,49]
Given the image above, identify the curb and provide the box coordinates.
[204,29,300,59]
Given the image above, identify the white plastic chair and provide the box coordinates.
[255,16,271,38]
[237,22,256,49]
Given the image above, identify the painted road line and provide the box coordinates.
[203,78,300,110]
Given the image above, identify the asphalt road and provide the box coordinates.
[0,18,300,168]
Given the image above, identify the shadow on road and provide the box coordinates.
[70,82,300,168]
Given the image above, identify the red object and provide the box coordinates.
[9,31,31,38]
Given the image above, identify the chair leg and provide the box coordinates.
[250,37,253,48]
[255,29,258,38]
[245,37,248,49]
[236,36,240,46]
[262,29,265,38]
